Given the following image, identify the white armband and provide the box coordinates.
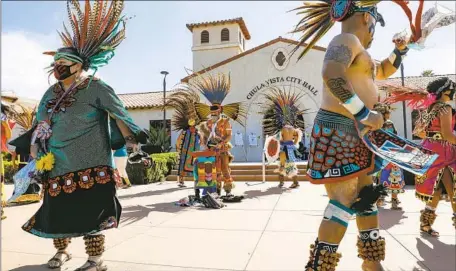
[342,94,365,115]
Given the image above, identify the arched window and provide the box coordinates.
[201,30,209,44]
[221,28,230,41]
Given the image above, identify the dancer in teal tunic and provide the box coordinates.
[9,1,146,270]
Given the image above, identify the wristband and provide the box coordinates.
[388,47,409,69]
[342,94,365,115]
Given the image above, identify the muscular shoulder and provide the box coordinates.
[324,33,364,66]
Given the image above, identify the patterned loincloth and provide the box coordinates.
[306,110,376,184]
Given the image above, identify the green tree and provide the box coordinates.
[421,70,435,77]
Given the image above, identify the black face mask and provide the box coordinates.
[53,63,78,81]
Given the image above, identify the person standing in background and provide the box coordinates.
[113,145,131,189]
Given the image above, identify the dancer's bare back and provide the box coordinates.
[321,33,380,119]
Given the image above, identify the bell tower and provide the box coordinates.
[186,17,251,72]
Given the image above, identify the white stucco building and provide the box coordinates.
[117,17,455,162]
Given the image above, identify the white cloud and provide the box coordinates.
[1,31,104,101]
[1,31,58,100]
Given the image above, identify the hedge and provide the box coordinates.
[147,152,178,182]
[2,152,179,185]
[3,160,17,184]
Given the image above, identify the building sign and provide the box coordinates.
[246,76,318,100]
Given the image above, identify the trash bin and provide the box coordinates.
[126,152,152,185]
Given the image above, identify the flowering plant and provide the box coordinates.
[35,152,55,172]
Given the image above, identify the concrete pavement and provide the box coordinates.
[1,182,455,271]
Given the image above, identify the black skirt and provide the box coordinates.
[22,166,122,239]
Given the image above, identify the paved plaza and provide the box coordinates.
[1,182,455,271]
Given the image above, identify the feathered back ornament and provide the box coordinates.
[44,0,129,72]
[165,90,202,131]
[7,105,36,132]
[188,72,247,126]
[262,87,307,136]
[382,82,433,110]
[290,0,423,60]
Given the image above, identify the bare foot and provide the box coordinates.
[362,261,385,271]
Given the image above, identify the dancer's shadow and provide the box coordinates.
[118,186,188,200]
[242,187,284,199]
[378,208,407,230]
[415,236,456,271]
[9,264,49,271]
[120,201,187,226]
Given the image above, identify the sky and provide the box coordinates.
[2,1,456,100]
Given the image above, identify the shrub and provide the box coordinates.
[3,160,17,184]
[146,127,172,153]
[146,152,178,182]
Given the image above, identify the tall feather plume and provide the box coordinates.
[183,72,247,126]
[262,87,308,136]
[290,1,384,61]
[188,72,231,105]
[55,0,127,70]
[290,1,334,60]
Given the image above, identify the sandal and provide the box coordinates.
[289,182,300,189]
[278,181,284,188]
[47,251,72,269]
[178,183,187,188]
[75,260,107,271]
[391,198,402,210]
[420,225,440,237]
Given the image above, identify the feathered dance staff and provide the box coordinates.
[262,87,306,189]
[192,72,247,196]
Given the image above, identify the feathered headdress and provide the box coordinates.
[165,90,202,131]
[44,0,129,73]
[190,72,247,126]
[373,102,395,115]
[262,87,307,136]
[290,0,425,60]
[382,77,455,110]
[382,77,455,135]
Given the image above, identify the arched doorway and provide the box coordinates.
[243,83,320,162]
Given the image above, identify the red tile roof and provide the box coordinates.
[381,74,456,89]
[186,17,251,40]
[118,91,175,110]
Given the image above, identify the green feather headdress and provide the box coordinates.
[44,0,130,73]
